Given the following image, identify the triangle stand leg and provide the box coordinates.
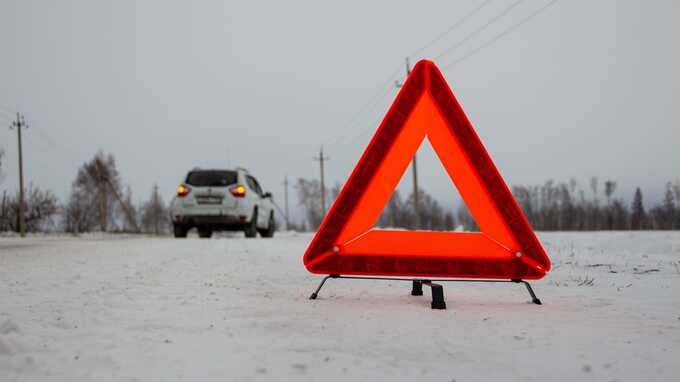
[512,279,542,305]
[309,274,340,300]
[411,280,424,296]
[420,280,446,309]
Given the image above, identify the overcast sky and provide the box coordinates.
[1,0,678,224]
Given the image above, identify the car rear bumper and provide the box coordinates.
[173,214,249,231]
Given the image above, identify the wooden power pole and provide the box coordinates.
[313,147,330,218]
[283,175,290,230]
[9,113,27,237]
[395,58,420,229]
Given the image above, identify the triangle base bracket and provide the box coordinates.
[307,275,542,310]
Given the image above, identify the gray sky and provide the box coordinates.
[1,0,678,224]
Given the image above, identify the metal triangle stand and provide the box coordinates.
[308,275,542,310]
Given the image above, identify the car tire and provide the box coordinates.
[258,212,275,238]
[173,224,188,238]
[244,208,258,238]
[198,227,212,238]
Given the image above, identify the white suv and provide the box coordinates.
[170,168,275,238]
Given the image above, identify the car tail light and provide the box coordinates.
[177,184,191,197]
[230,184,246,198]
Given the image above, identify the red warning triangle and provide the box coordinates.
[304,60,550,280]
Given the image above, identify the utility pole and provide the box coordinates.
[283,175,290,230]
[313,147,330,217]
[9,113,27,237]
[153,184,160,235]
[395,57,420,229]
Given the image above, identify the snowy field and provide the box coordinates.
[1,231,679,381]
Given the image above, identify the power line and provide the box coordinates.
[335,114,384,148]
[332,0,559,150]
[434,0,524,61]
[0,106,82,159]
[324,1,527,150]
[408,0,494,59]
[330,85,396,147]
[326,1,499,148]
[0,108,16,121]
[30,126,82,159]
[441,0,560,70]
[324,65,403,147]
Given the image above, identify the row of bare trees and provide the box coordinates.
[0,150,170,235]
[294,178,456,232]
[512,178,680,231]
[294,176,680,232]
[1,187,59,232]
[377,190,456,231]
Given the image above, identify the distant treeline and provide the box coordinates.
[294,177,680,232]
[1,146,678,234]
[513,179,679,231]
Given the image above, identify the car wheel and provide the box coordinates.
[258,212,275,238]
[244,208,258,238]
[198,227,212,238]
[173,224,188,238]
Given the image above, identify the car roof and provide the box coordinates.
[189,167,249,173]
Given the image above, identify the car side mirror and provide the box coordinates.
[263,192,272,198]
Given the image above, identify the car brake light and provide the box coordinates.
[230,184,246,198]
[177,184,191,197]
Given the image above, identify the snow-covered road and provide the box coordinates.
[1,232,679,381]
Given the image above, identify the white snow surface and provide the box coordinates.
[1,231,679,381]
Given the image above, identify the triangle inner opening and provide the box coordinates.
[375,139,480,232]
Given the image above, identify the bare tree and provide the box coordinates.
[378,191,404,228]
[456,204,478,231]
[630,187,645,230]
[604,180,617,229]
[610,199,629,230]
[141,184,169,235]
[650,183,676,229]
[120,186,139,233]
[674,181,680,229]
[443,210,456,231]
[331,183,341,200]
[0,147,5,184]
[590,177,599,205]
[295,178,325,230]
[604,180,617,205]
[0,149,6,231]
[665,182,677,230]
[0,191,8,231]
[63,185,96,234]
[65,151,138,233]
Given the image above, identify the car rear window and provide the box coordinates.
[185,171,237,187]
